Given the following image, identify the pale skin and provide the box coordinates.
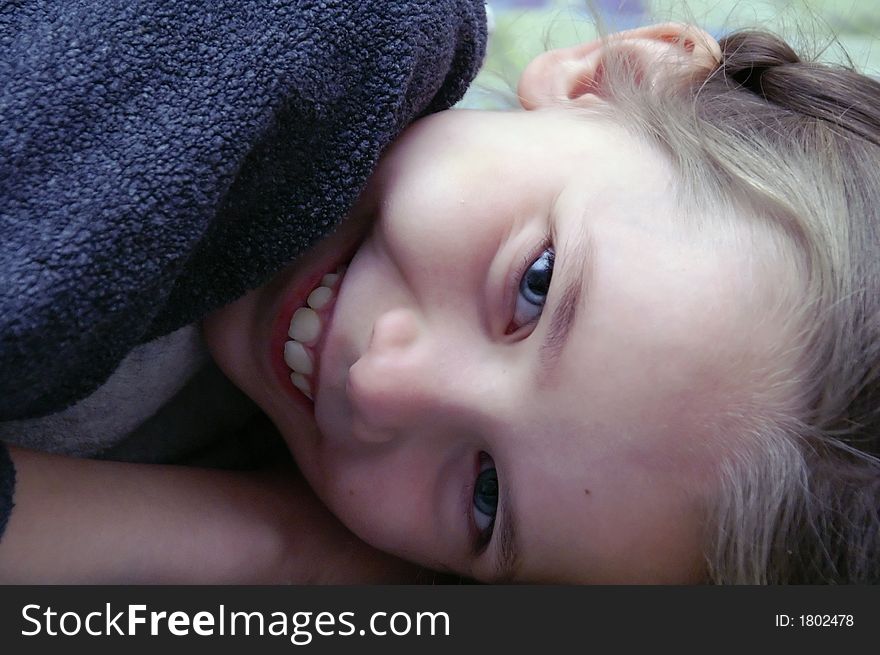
[0,24,784,583]
[205,26,788,583]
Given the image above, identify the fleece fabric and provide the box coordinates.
[0,0,486,540]
[0,0,486,420]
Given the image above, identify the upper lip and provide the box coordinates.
[298,245,361,402]
[271,249,358,406]
[309,281,342,400]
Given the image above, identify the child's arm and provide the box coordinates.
[0,447,420,583]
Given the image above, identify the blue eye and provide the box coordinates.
[472,452,498,547]
[512,247,554,330]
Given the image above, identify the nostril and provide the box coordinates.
[345,358,404,438]
[349,414,395,444]
[369,308,421,351]
[346,312,425,433]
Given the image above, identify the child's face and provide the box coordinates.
[204,108,781,583]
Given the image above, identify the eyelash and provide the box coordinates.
[505,233,554,336]
[464,452,497,554]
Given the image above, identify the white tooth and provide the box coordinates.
[290,372,313,399]
[283,340,313,375]
[321,273,340,287]
[307,286,333,310]
[288,307,321,343]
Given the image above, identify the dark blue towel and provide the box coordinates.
[0,0,486,420]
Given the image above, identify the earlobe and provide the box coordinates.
[517,22,721,110]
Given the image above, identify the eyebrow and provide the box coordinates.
[490,216,594,583]
[538,215,595,384]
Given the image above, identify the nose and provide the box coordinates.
[346,308,461,442]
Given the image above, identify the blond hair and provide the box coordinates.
[564,28,880,583]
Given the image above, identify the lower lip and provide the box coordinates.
[268,242,360,411]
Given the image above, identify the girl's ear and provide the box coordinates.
[517,22,721,110]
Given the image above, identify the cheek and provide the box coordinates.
[374,156,518,269]
[201,288,263,395]
[313,451,448,566]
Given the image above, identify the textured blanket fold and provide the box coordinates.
[0,0,486,420]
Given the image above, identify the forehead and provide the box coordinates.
[547,116,763,404]
[503,247,758,582]
[498,134,783,581]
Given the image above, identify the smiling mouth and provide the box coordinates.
[281,264,348,400]
[269,198,376,408]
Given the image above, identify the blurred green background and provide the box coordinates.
[462,0,880,108]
